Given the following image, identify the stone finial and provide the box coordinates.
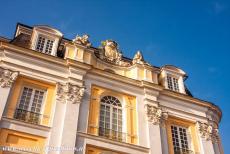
[132,50,144,64]
[57,83,85,104]
[145,104,168,125]
[0,68,19,88]
[198,122,219,142]
[73,34,91,47]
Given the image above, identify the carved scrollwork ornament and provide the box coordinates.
[198,122,220,142]
[99,40,131,67]
[0,68,19,88]
[72,34,91,47]
[56,82,85,104]
[145,104,168,126]
[212,128,220,143]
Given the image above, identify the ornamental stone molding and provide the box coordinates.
[198,121,220,142]
[145,104,168,125]
[72,34,91,47]
[57,82,85,104]
[0,68,19,88]
[98,40,130,67]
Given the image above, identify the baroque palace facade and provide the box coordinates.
[0,23,223,154]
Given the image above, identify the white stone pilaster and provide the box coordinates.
[213,142,221,154]
[197,122,216,154]
[0,68,18,119]
[160,126,169,154]
[60,102,80,154]
[48,82,85,154]
[48,100,67,154]
[148,124,163,154]
[145,104,168,154]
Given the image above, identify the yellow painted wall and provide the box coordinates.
[137,67,144,80]
[87,85,137,144]
[6,76,55,126]
[166,117,200,154]
[0,129,46,154]
[67,47,76,59]
[86,145,125,154]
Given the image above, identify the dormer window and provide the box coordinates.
[30,26,63,56]
[160,65,187,94]
[36,35,54,54]
[167,76,179,92]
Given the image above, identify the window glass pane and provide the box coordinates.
[36,35,54,54]
[99,96,123,141]
[31,90,45,113]
[167,75,180,92]
[18,87,33,110]
[167,76,173,90]
[36,36,45,52]
[171,125,190,153]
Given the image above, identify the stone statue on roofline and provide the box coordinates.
[101,40,122,62]
[73,34,91,47]
[132,50,144,64]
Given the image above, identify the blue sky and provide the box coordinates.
[1,0,230,152]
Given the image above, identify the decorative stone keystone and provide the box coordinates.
[145,104,168,125]
[0,68,19,88]
[57,82,85,104]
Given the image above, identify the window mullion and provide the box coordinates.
[28,89,35,112]
[110,105,113,130]
[178,127,182,150]
[43,39,48,53]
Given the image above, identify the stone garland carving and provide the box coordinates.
[0,68,19,88]
[145,104,168,125]
[198,122,220,142]
[57,83,85,104]
[73,34,91,47]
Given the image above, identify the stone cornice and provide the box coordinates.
[1,117,51,132]
[160,89,222,120]
[0,42,66,66]
[0,41,222,122]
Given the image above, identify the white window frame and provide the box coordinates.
[171,125,192,153]
[35,35,55,55]
[167,75,180,92]
[99,96,123,140]
[31,30,60,56]
[17,85,47,114]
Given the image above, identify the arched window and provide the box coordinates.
[99,96,123,141]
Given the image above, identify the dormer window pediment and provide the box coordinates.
[31,26,63,56]
[160,65,187,94]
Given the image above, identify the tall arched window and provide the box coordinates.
[99,96,123,141]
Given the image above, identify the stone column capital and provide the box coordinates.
[56,82,85,104]
[197,121,220,143]
[145,104,168,126]
[0,68,19,88]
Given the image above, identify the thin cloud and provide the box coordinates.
[208,67,217,73]
[211,2,227,14]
